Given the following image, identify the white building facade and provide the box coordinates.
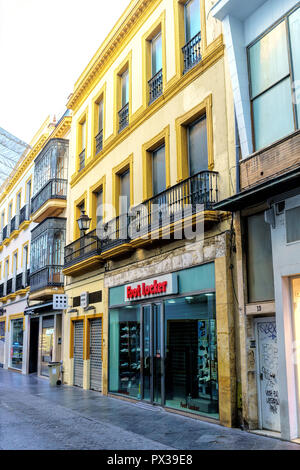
[212,0,300,441]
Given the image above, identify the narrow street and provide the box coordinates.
[0,368,299,450]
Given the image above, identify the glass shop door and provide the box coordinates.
[141,303,164,405]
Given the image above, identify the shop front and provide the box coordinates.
[25,303,62,378]
[108,263,219,419]
[10,317,24,371]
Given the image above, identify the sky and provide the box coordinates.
[0,0,131,144]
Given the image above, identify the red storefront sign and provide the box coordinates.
[124,274,178,301]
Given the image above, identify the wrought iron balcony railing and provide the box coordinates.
[131,170,218,237]
[101,215,131,253]
[118,103,129,133]
[6,279,12,296]
[95,130,103,155]
[2,225,7,242]
[79,149,85,171]
[182,32,201,74]
[64,170,219,268]
[19,204,30,225]
[10,216,16,233]
[31,178,67,215]
[29,265,64,293]
[64,229,101,267]
[148,69,163,104]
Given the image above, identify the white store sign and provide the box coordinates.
[124,273,178,302]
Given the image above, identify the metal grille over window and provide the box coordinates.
[90,318,102,391]
[74,321,84,387]
[118,103,129,132]
[148,69,163,104]
[79,149,85,171]
[95,129,103,154]
[182,32,201,74]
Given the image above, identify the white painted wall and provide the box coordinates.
[270,193,300,440]
[213,0,299,158]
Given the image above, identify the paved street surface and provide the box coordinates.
[0,368,299,450]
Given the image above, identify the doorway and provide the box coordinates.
[255,317,280,432]
[74,320,84,387]
[141,303,164,405]
[29,317,39,374]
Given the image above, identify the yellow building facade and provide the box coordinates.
[63,0,237,427]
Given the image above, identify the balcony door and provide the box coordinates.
[187,116,209,206]
[184,0,200,43]
[141,303,164,405]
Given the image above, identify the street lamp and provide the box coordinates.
[77,210,91,234]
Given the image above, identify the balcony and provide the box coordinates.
[29,217,66,300]
[31,178,67,223]
[118,103,129,133]
[148,69,163,105]
[30,266,64,293]
[19,203,30,226]
[240,130,300,191]
[64,170,219,276]
[0,270,30,300]
[79,149,85,171]
[95,130,103,155]
[64,229,102,276]
[182,32,201,74]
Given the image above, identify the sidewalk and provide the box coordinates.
[0,368,299,450]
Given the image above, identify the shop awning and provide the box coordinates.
[24,302,54,316]
[214,167,300,212]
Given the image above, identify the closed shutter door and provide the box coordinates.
[90,318,102,392]
[74,321,84,387]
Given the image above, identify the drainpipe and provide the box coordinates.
[235,110,240,194]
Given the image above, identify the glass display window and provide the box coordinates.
[164,293,218,418]
[109,306,141,399]
[108,288,218,419]
[11,318,23,370]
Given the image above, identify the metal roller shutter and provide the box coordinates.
[90,318,102,392]
[74,320,84,387]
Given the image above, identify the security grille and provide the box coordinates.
[90,318,102,392]
[42,316,54,328]
[74,321,84,387]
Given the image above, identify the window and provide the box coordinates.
[79,120,86,171]
[119,69,129,132]
[96,189,103,228]
[151,33,162,76]
[16,192,21,214]
[121,70,129,108]
[148,33,163,104]
[246,212,274,302]
[152,145,166,196]
[13,252,17,277]
[249,6,300,151]
[188,115,208,176]
[183,0,201,73]
[4,258,9,281]
[175,96,213,181]
[185,0,200,42]
[286,206,300,243]
[8,202,12,224]
[22,244,28,287]
[95,100,104,154]
[119,170,130,215]
[26,179,31,203]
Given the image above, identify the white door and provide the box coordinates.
[256,318,280,432]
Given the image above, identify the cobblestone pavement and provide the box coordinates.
[0,368,299,450]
